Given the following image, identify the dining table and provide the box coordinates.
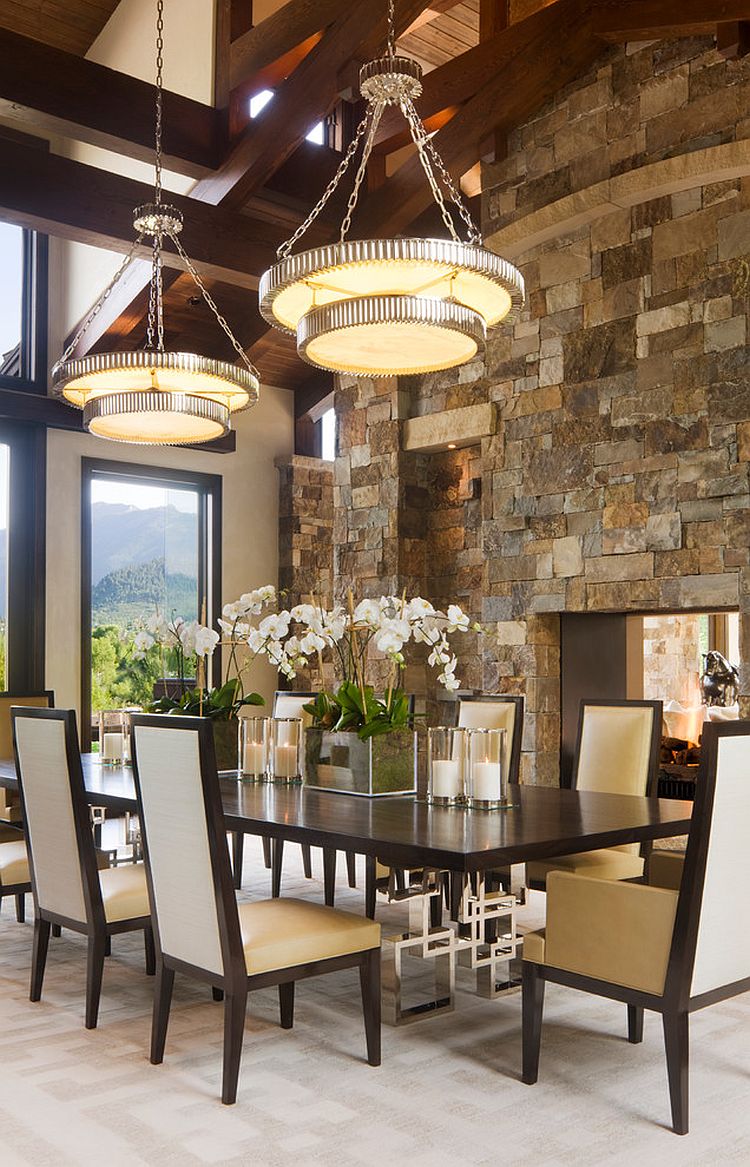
[0,755,692,1023]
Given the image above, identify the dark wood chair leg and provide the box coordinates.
[85,933,107,1029]
[271,838,284,898]
[222,988,248,1105]
[51,923,61,937]
[322,847,336,907]
[104,935,112,957]
[430,889,443,928]
[30,916,51,1002]
[365,856,377,920]
[151,962,175,1064]
[521,962,545,1085]
[663,1012,689,1135]
[262,835,271,869]
[15,892,25,923]
[212,986,224,1002]
[144,925,156,976]
[231,831,244,890]
[301,844,313,879]
[627,1004,644,1044]
[345,850,357,888]
[359,948,381,1066]
[279,981,295,1029]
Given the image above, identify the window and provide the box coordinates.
[321,408,337,461]
[0,222,48,392]
[0,423,46,692]
[249,88,326,144]
[81,460,222,749]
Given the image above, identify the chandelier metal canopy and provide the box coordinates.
[52,0,259,445]
[259,0,525,378]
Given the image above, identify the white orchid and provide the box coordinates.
[407,597,435,620]
[194,625,220,658]
[354,598,382,626]
[300,630,327,655]
[259,612,291,641]
[446,604,470,633]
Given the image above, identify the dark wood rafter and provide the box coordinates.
[592,0,750,42]
[717,19,750,55]
[0,29,223,178]
[192,0,431,210]
[358,0,598,237]
[229,0,348,95]
[0,136,280,288]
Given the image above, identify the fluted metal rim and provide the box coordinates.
[52,349,259,409]
[82,391,230,445]
[259,237,526,332]
[297,295,485,376]
[359,55,423,102]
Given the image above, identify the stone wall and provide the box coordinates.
[276,455,333,608]
[643,613,705,710]
[279,35,750,783]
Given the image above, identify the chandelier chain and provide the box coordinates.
[59,236,145,364]
[387,0,396,56]
[403,98,481,245]
[340,99,385,242]
[168,231,260,376]
[154,0,165,206]
[146,228,165,351]
[277,109,373,258]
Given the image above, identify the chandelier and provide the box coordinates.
[51,0,259,444]
[259,0,524,378]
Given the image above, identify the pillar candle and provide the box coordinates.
[431,759,461,799]
[102,732,123,762]
[471,761,502,801]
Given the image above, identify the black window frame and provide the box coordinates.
[0,226,48,394]
[81,457,222,750]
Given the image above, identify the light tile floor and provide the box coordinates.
[2,837,750,1166]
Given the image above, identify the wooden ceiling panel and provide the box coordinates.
[0,0,120,55]
[397,1,479,71]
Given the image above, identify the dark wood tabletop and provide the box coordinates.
[0,756,692,875]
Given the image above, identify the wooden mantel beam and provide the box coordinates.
[357,0,598,238]
[0,136,280,289]
[593,0,750,42]
[0,28,222,178]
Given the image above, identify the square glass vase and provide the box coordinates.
[212,718,240,773]
[304,726,417,796]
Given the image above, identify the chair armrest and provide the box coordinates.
[543,871,679,995]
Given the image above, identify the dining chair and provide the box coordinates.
[0,691,54,922]
[522,719,750,1135]
[11,706,155,1028]
[526,699,662,889]
[130,713,381,1105]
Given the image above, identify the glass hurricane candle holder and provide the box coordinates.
[98,709,128,766]
[427,726,465,806]
[271,717,302,783]
[240,717,271,781]
[466,727,507,810]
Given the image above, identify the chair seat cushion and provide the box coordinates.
[238,898,380,976]
[527,848,644,886]
[648,850,685,890]
[0,839,30,887]
[99,864,150,923]
[523,929,546,964]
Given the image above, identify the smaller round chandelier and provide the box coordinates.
[52,0,259,445]
[259,0,525,378]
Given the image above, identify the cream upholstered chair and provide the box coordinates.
[522,720,750,1135]
[130,713,381,1105]
[526,699,662,888]
[0,692,54,922]
[457,694,524,785]
[12,707,154,1028]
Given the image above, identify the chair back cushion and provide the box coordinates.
[689,726,750,997]
[458,696,524,784]
[272,692,316,729]
[13,711,87,923]
[132,721,225,975]
[0,693,53,820]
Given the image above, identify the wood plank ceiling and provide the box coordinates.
[0,0,746,413]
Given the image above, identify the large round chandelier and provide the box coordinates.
[259,0,524,378]
[52,0,259,444]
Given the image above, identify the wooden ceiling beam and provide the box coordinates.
[374,0,568,153]
[593,0,750,42]
[358,0,599,237]
[0,28,222,178]
[229,0,348,93]
[195,0,430,210]
[0,136,281,289]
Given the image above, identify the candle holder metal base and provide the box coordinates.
[426,793,461,807]
[466,796,514,811]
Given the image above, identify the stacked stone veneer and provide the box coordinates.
[643,614,705,710]
[279,35,750,784]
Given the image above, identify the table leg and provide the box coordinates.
[231,831,244,890]
[345,849,357,888]
[262,835,271,869]
[365,855,377,919]
[271,838,284,898]
[322,847,336,906]
[301,843,313,879]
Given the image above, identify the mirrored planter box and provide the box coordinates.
[304,727,417,796]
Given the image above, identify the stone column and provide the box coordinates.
[275,455,334,607]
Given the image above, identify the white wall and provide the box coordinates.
[46,389,294,714]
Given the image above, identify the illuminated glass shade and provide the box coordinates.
[83,392,229,445]
[52,350,258,412]
[259,237,524,376]
[298,296,484,376]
